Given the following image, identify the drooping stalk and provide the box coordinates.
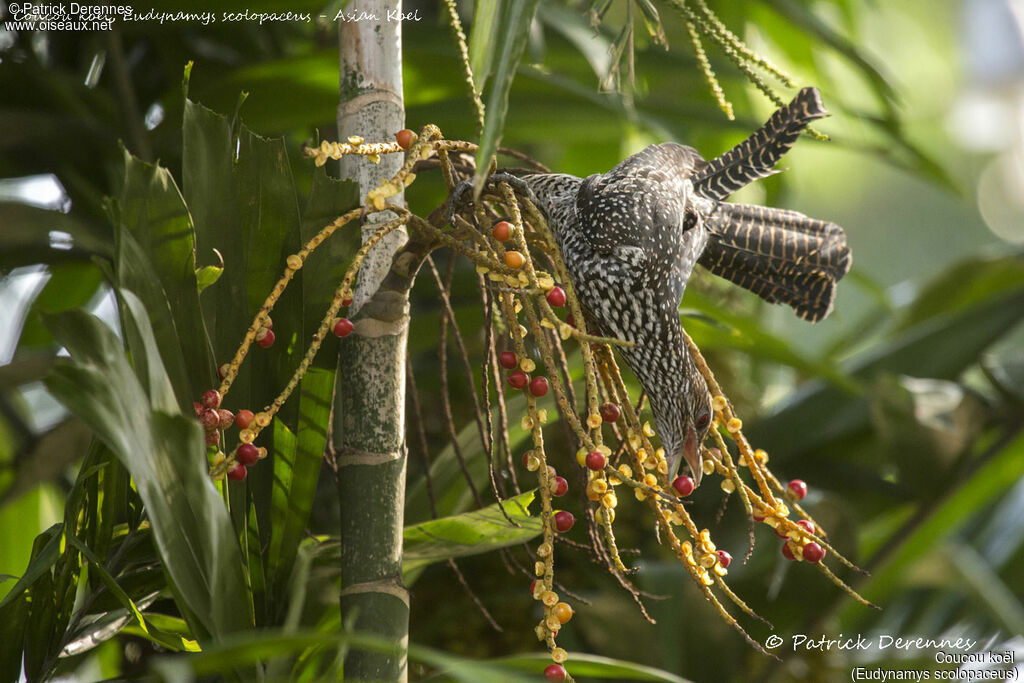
[334,2,410,680]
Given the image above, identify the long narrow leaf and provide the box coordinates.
[43,303,254,643]
[472,0,542,196]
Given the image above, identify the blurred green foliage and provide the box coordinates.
[1,1,1022,681]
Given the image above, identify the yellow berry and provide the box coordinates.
[702,458,716,475]
[712,395,727,411]
[590,479,608,495]
[540,590,559,606]
[601,492,617,509]
[586,414,602,429]
[537,542,552,558]
[721,479,736,493]
[552,647,568,663]
[643,421,656,437]
[255,412,271,427]
[239,429,256,444]
[545,615,561,631]
[554,602,574,624]
[618,464,632,478]
[535,561,545,576]
[520,358,536,373]
[727,417,743,433]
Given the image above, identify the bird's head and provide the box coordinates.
[651,354,713,486]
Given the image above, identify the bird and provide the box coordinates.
[452,87,851,485]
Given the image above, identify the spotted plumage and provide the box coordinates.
[453,87,850,484]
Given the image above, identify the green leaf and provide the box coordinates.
[403,491,541,582]
[472,0,542,196]
[116,147,214,409]
[748,285,1024,458]
[0,202,110,271]
[847,430,1024,614]
[405,388,535,523]
[469,0,501,91]
[65,534,150,636]
[42,304,254,643]
[151,628,537,682]
[0,523,61,611]
[195,265,224,293]
[492,652,693,681]
[267,367,334,606]
[898,255,1024,330]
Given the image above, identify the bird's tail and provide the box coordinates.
[698,202,851,322]
[692,87,828,201]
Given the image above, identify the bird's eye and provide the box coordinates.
[695,411,710,431]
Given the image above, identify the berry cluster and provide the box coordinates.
[194,389,268,481]
[295,126,870,680]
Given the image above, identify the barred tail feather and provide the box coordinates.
[693,87,828,201]
[698,202,851,322]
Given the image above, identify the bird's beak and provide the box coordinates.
[683,422,702,486]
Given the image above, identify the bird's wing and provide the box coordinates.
[575,143,705,301]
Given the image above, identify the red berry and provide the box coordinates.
[797,519,815,535]
[529,580,537,596]
[553,510,575,533]
[193,401,203,417]
[529,376,549,397]
[342,297,353,307]
[546,286,566,308]
[507,369,529,390]
[782,542,796,561]
[553,476,568,497]
[333,318,354,338]
[235,409,255,430]
[716,550,732,568]
[492,220,512,242]
[237,443,260,466]
[787,479,808,501]
[217,409,234,430]
[227,464,247,481]
[565,313,575,328]
[544,664,567,682]
[257,329,275,348]
[200,410,221,430]
[599,402,621,423]
[201,389,221,409]
[205,431,221,446]
[672,475,695,497]
[585,451,606,471]
[395,128,415,150]
[217,364,229,381]
[499,351,518,370]
[803,542,826,563]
